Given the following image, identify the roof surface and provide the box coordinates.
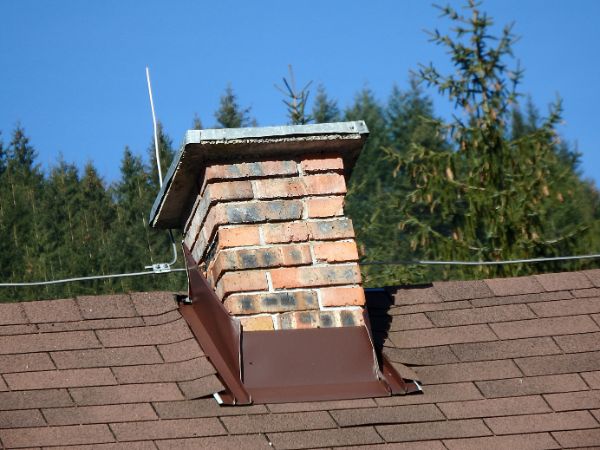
[1,269,599,448]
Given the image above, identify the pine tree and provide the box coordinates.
[214,85,252,128]
[276,65,312,125]
[312,85,340,123]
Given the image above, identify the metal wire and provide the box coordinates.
[0,268,187,287]
[360,253,600,266]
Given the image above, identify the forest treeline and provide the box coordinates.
[1,1,599,301]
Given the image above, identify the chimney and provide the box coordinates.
[150,122,416,404]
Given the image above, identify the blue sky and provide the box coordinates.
[1,0,599,185]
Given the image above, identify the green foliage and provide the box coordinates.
[214,85,252,128]
[276,65,312,125]
[312,85,340,123]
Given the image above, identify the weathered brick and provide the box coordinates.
[331,404,444,427]
[215,270,268,299]
[112,358,214,384]
[205,160,298,182]
[279,309,363,329]
[52,346,162,369]
[313,240,359,263]
[217,225,261,250]
[225,291,318,314]
[377,419,492,442]
[222,411,336,434]
[43,403,158,425]
[302,173,346,195]
[95,319,192,347]
[240,315,274,331]
[320,286,366,307]
[307,218,355,240]
[0,389,73,410]
[552,429,600,448]
[0,353,55,373]
[267,427,383,449]
[415,360,522,384]
[0,303,26,325]
[110,417,225,441]
[443,433,560,450]
[0,409,46,428]
[490,315,599,339]
[301,155,344,173]
[476,374,588,398]
[253,177,306,199]
[0,424,114,447]
[450,337,561,362]
[178,374,224,399]
[529,297,600,317]
[306,196,344,218]
[544,390,600,411]
[515,351,600,376]
[535,271,593,291]
[262,221,309,244]
[4,367,117,390]
[0,330,100,355]
[77,294,137,319]
[438,395,550,419]
[70,383,184,405]
[427,304,534,326]
[389,324,497,349]
[271,264,361,289]
[23,298,82,323]
[485,411,598,435]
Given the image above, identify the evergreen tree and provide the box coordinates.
[214,85,252,128]
[276,65,312,125]
[312,85,340,123]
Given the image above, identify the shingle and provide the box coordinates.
[485,276,544,296]
[433,281,493,301]
[383,346,459,365]
[535,272,593,291]
[393,286,442,305]
[37,317,145,332]
[267,426,383,449]
[4,367,117,390]
[0,353,55,373]
[222,411,336,434]
[51,346,163,369]
[571,287,600,298]
[554,332,600,353]
[515,351,600,376]
[266,398,378,413]
[177,375,223,399]
[389,313,434,331]
[390,300,471,315]
[131,291,178,316]
[95,319,192,347]
[443,433,560,450]
[78,294,137,319]
[0,409,47,428]
[338,443,447,450]
[156,435,271,450]
[529,297,600,317]
[0,389,73,410]
[43,403,158,425]
[377,419,492,442]
[0,377,7,391]
[476,374,588,398]
[484,411,598,435]
[426,304,534,327]
[389,324,497,348]
[0,303,26,325]
[374,382,483,407]
[69,383,184,405]
[450,337,561,362]
[544,390,600,411]
[582,370,600,388]
[0,331,100,355]
[112,358,214,384]
[582,269,600,287]
[53,442,160,450]
[471,290,571,307]
[143,310,182,326]
[158,338,205,362]
[0,324,37,336]
[415,360,522,384]
[109,418,225,441]
[438,395,550,419]
[552,429,600,448]
[153,399,267,419]
[489,315,598,339]
[330,404,444,427]
[23,298,82,323]
[0,424,114,447]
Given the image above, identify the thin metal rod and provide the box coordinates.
[146,66,163,187]
[0,268,187,287]
[361,253,600,266]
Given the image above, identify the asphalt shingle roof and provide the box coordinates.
[1,269,599,448]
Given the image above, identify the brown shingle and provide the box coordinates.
[0,409,47,428]
[377,419,492,442]
[426,304,534,327]
[484,276,544,296]
[0,389,73,410]
[450,337,561,362]
[23,298,82,323]
[582,370,600,388]
[0,353,55,373]
[43,403,158,425]
[0,324,37,336]
[0,331,101,355]
[78,294,137,319]
[484,411,598,434]
[529,297,600,317]
[389,324,497,348]
[393,286,443,305]
[0,424,114,447]
[389,313,434,331]
[544,390,600,411]
[476,374,588,398]
[177,375,224,399]
[489,315,598,339]
[112,358,214,384]
[582,269,600,287]
[374,382,483,407]
[515,351,600,376]
[415,360,522,384]
[552,429,600,448]
[95,319,192,347]
[0,303,26,325]
[4,367,117,390]
[37,317,145,332]
[383,346,459,365]
[222,411,336,434]
[443,433,560,450]
[437,395,550,419]
[109,417,225,441]
[266,398,377,414]
[69,383,184,405]
[535,271,593,291]
[156,435,271,450]
[153,399,267,419]
[267,426,383,449]
[142,310,182,326]
[51,346,163,369]
[131,291,177,316]
[158,338,205,362]
[471,290,571,307]
[331,404,444,426]
[433,280,493,301]
[554,331,600,353]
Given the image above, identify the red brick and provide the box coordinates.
[544,390,600,411]
[438,395,550,419]
[555,331,600,353]
[0,409,46,428]
[209,179,253,201]
[225,291,318,314]
[112,357,214,384]
[306,196,344,218]
[178,374,224,399]
[0,353,55,373]
[427,304,534,326]
[4,367,116,390]
[0,303,26,325]
[582,370,600,388]
[23,298,82,323]
[253,177,306,199]
[485,411,598,435]
[515,351,600,375]
[320,286,366,307]
[110,417,225,441]
[0,424,114,447]
[444,433,560,450]
[331,404,444,427]
[279,309,364,329]
[95,319,192,347]
[433,280,493,301]
[377,419,492,442]
[535,271,594,291]
[215,270,268,299]
[552,429,600,448]
[301,155,344,173]
[262,222,309,244]
[43,403,158,425]
[37,317,145,332]
[490,315,598,339]
[529,297,600,317]
[450,337,561,362]
[77,294,137,319]
[415,360,522,384]
[476,374,588,398]
[222,411,336,434]
[158,338,205,362]
[204,160,298,182]
[308,218,355,240]
[271,264,361,289]
[0,331,100,355]
[389,324,497,349]
[70,383,184,405]
[267,427,383,449]
[130,291,177,316]
[241,315,275,331]
[313,241,359,263]
[217,225,261,249]
[0,389,73,410]
[484,276,544,296]
[302,173,346,195]
[52,346,162,369]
